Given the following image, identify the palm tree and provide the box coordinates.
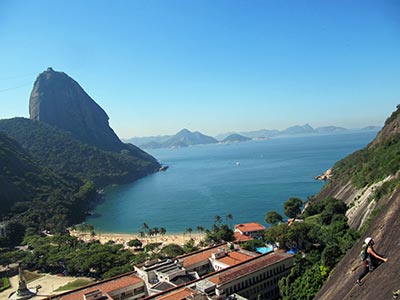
[160,227,166,236]
[186,227,193,238]
[196,226,204,240]
[214,215,222,224]
[141,223,150,241]
[142,222,149,232]
[226,213,233,229]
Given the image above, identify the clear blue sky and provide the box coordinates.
[1,0,399,138]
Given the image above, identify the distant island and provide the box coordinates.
[221,133,252,143]
[128,124,381,149]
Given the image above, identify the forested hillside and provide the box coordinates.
[0,118,159,186]
[0,133,95,245]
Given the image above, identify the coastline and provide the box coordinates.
[69,230,205,247]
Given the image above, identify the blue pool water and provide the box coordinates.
[256,247,274,254]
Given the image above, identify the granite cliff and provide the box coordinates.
[314,105,400,300]
[30,68,124,152]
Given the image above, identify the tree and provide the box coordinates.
[226,213,233,228]
[141,223,149,233]
[127,239,142,249]
[242,239,265,252]
[265,210,283,225]
[186,227,193,238]
[160,244,185,257]
[159,227,166,236]
[284,197,303,218]
[214,215,222,224]
[183,238,198,253]
[196,226,204,240]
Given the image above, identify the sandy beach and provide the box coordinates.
[69,230,205,247]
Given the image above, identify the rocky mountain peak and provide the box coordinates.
[29,68,124,152]
[369,104,400,147]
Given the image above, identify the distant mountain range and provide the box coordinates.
[130,129,218,149]
[128,124,381,149]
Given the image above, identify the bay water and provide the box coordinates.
[87,131,377,234]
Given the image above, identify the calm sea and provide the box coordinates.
[87,131,377,234]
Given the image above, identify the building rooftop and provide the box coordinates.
[152,281,176,292]
[233,232,252,243]
[235,222,266,233]
[155,287,197,300]
[59,273,143,300]
[209,252,291,285]
[216,251,257,267]
[181,244,228,268]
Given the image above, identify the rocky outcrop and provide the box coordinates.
[369,104,400,147]
[315,187,400,300]
[29,68,124,152]
[314,105,400,300]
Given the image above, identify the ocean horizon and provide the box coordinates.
[87,131,378,234]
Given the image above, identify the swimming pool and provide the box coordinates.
[256,246,273,254]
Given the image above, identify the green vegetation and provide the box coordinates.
[263,196,359,300]
[0,277,10,292]
[373,178,400,200]
[160,244,185,257]
[332,133,400,188]
[204,224,234,244]
[265,210,283,225]
[242,239,265,252]
[127,239,143,249]
[23,270,44,283]
[330,105,400,190]
[3,234,145,280]
[183,238,199,253]
[284,197,303,218]
[0,133,96,243]
[0,117,161,246]
[54,279,93,292]
[0,118,158,186]
[384,104,400,126]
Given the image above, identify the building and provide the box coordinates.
[49,243,293,300]
[206,252,293,300]
[234,223,266,243]
[48,272,146,300]
[141,250,294,300]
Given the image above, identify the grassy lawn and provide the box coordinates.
[0,277,10,292]
[23,270,44,283]
[54,279,93,292]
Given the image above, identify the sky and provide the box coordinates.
[0,0,399,138]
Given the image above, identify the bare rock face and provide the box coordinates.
[29,68,124,152]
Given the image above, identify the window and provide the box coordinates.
[134,286,145,295]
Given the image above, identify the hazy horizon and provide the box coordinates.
[127,123,382,140]
[1,1,399,138]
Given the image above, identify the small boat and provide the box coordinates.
[159,165,169,171]
[236,161,240,166]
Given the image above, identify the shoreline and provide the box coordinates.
[69,230,205,247]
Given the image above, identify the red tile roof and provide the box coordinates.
[235,222,266,233]
[155,287,196,300]
[234,232,252,243]
[209,253,290,285]
[217,251,255,266]
[60,274,143,300]
[182,245,228,268]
